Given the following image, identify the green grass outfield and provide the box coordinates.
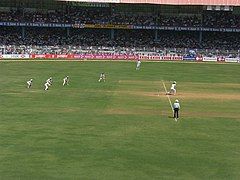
[0,60,239,180]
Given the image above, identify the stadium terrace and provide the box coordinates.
[0,0,240,60]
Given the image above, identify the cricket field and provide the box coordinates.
[0,60,239,179]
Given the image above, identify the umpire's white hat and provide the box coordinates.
[175,99,179,102]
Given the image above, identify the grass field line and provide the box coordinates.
[161,80,174,114]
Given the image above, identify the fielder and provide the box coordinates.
[44,81,51,91]
[136,59,141,70]
[44,77,52,91]
[166,81,177,95]
[63,76,69,86]
[98,72,106,82]
[27,79,33,88]
[46,77,52,86]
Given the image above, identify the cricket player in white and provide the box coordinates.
[63,76,69,86]
[173,99,180,121]
[27,79,33,88]
[136,59,141,70]
[44,77,52,91]
[167,81,177,95]
[44,81,50,91]
[98,72,106,82]
[46,77,52,86]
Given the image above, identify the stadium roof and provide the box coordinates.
[60,0,240,6]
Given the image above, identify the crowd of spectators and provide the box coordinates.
[158,15,201,27]
[1,27,240,56]
[0,9,240,28]
[0,9,156,25]
[203,11,240,28]
[1,7,240,56]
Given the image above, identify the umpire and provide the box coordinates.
[173,99,180,121]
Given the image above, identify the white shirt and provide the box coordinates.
[171,84,176,89]
[27,80,32,84]
[137,61,141,66]
[173,102,180,109]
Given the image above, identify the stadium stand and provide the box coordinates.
[1,9,240,28]
[0,1,240,58]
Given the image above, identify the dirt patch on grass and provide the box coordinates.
[98,88,240,101]
[93,89,167,99]
[28,107,83,113]
[2,92,21,95]
[60,107,82,113]
[177,92,240,100]
[105,108,166,116]
[118,80,163,85]
[121,90,166,99]
[105,108,137,115]
[105,107,240,119]
[182,82,240,88]
[104,87,240,119]
[181,111,240,119]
